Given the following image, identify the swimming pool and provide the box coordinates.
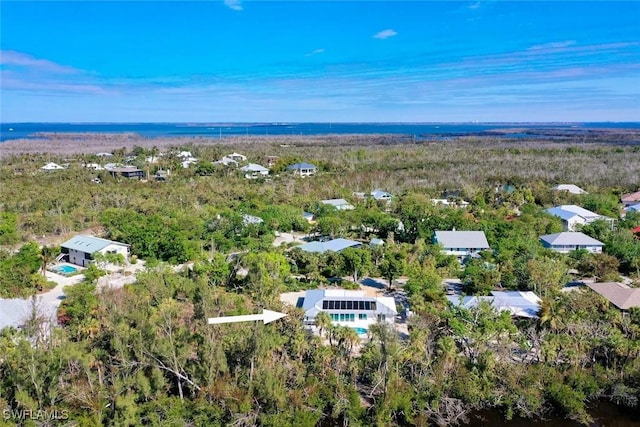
[55,265,78,274]
[352,327,368,336]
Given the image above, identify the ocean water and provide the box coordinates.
[1,122,639,142]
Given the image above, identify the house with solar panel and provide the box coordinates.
[301,289,398,330]
[60,235,130,267]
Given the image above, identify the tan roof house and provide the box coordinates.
[586,282,640,310]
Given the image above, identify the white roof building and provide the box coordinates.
[552,184,588,195]
[61,235,130,267]
[321,198,354,211]
[41,162,65,171]
[240,163,269,178]
[546,205,614,231]
[447,291,541,318]
[300,289,397,330]
[227,152,247,162]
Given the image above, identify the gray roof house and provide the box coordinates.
[321,198,354,211]
[240,163,269,179]
[61,235,130,267]
[433,230,490,258]
[546,205,614,231]
[539,232,604,254]
[552,184,588,195]
[299,238,361,254]
[287,162,317,177]
[300,289,397,332]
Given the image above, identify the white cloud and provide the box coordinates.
[0,50,79,74]
[373,29,397,40]
[305,48,325,57]
[528,40,576,51]
[224,0,242,11]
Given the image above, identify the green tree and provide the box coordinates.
[339,247,371,283]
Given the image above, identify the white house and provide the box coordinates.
[287,162,317,177]
[242,214,264,226]
[82,163,104,170]
[539,232,604,254]
[371,189,392,201]
[41,162,65,171]
[300,289,397,330]
[431,198,470,208]
[321,198,354,211]
[177,151,193,159]
[240,163,269,179]
[447,291,542,318]
[433,230,490,258]
[227,152,247,162]
[552,184,588,195]
[545,205,614,231]
[214,156,239,167]
[60,235,130,267]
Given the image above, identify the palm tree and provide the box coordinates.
[315,312,331,338]
[40,245,56,275]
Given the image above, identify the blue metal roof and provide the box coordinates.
[61,235,127,253]
[287,162,317,170]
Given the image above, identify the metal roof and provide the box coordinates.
[301,289,397,314]
[371,189,392,200]
[240,163,269,172]
[61,235,128,253]
[321,198,352,207]
[539,232,604,246]
[447,291,541,318]
[552,184,587,194]
[287,162,317,170]
[434,231,489,249]
[299,238,361,253]
[547,205,601,220]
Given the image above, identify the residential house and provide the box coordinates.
[447,291,542,318]
[552,184,588,195]
[214,156,239,167]
[96,152,113,158]
[539,232,604,253]
[287,162,318,177]
[370,238,385,247]
[60,235,130,267]
[321,198,354,211]
[302,212,316,224]
[41,162,65,171]
[300,289,397,329]
[242,214,264,226]
[299,238,361,254]
[545,205,614,231]
[371,189,392,202]
[227,152,247,162]
[106,166,144,180]
[586,282,640,311]
[625,203,640,214]
[240,163,269,179]
[82,163,104,171]
[433,230,490,258]
[431,198,470,208]
[621,191,640,207]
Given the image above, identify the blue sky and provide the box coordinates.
[1,1,639,122]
